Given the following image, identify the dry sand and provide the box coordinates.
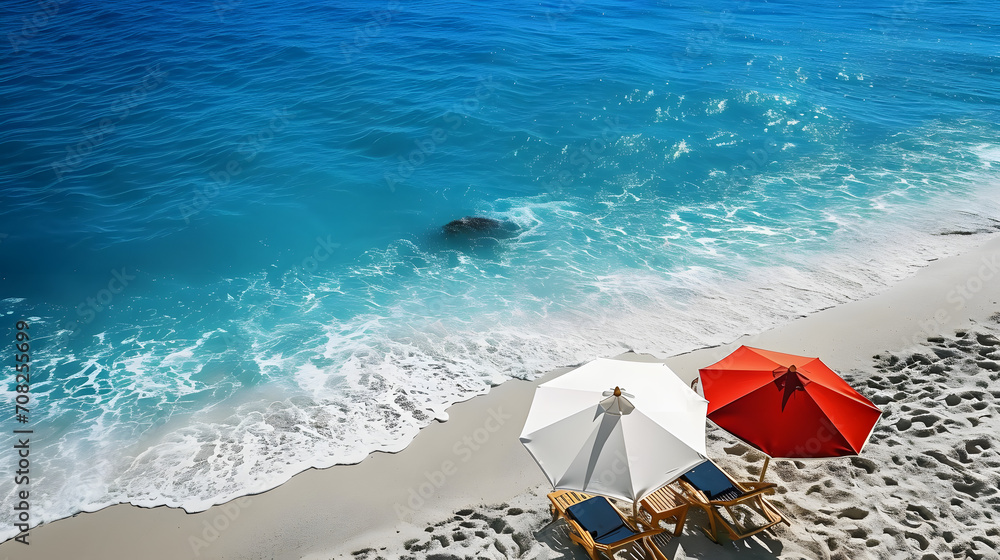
[3,233,1000,560]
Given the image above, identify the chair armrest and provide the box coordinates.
[710,485,778,506]
[740,481,778,493]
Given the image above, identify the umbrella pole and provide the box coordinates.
[759,457,771,482]
[632,500,638,522]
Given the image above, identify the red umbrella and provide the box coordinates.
[699,346,881,480]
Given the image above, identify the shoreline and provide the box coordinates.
[3,232,1000,559]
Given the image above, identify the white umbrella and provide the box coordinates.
[520,358,708,515]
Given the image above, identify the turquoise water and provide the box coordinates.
[1,0,999,535]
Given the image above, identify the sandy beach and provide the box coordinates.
[4,232,1000,560]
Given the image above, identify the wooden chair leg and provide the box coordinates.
[699,505,721,543]
[672,509,687,536]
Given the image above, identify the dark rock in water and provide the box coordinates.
[442,216,518,238]
[443,216,501,234]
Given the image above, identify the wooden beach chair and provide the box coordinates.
[547,490,669,560]
[675,460,789,543]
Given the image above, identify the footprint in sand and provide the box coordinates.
[905,530,930,550]
[847,526,868,539]
[933,347,958,359]
[838,507,870,520]
[866,376,889,390]
[850,457,878,474]
[976,360,1000,371]
[976,333,1000,346]
[928,363,948,375]
[912,413,942,427]
[724,442,749,456]
[965,438,992,456]
[906,504,936,522]
[953,476,991,497]
[873,393,894,405]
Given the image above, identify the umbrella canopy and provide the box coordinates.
[520,358,708,504]
[699,346,881,460]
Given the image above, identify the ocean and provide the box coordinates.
[1,0,998,538]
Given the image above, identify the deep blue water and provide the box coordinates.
[1,0,998,535]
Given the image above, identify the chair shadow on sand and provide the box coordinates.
[532,504,786,559]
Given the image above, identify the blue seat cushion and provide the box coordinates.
[593,524,638,545]
[566,497,637,544]
[681,462,743,502]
